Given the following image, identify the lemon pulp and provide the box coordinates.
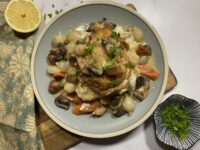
[5,0,41,33]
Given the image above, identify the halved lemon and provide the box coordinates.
[4,0,41,33]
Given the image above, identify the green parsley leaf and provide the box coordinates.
[47,13,52,18]
[91,60,97,66]
[119,44,125,49]
[86,43,95,55]
[103,60,116,72]
[109,47,120,58]
[55,9,63,15]
[86,39,100,55]
[111,80,117,87]
[55,10,59,15]
[111,31,120,41]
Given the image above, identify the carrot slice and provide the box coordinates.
[53,72,65,80]
[72,105,83,115]
[81,101,100,113]
[72,101,100,115]
[138,64,160,80]
[61,92,82,104]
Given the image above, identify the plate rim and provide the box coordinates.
[31,0,169,138]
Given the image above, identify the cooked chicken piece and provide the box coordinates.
[84,46,108,75]
[92,28,112,39]
[104,64,126,77]
[100,79,129,97]
[84,75,114,91]
[83,68,131,97]
[100,69,131,97]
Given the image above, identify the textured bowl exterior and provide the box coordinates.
[154,94,200,149]
[31,1,168,138]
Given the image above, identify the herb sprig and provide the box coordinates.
[86,43,95,55]
[109,47,121,58]
[103,60,116,72]
[86,39,100,55]
[111,31,120,41]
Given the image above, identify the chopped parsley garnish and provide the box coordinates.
[55,10,59,15]
[91,60,97,66]
[119,44,125,49]
[103,60,116,72]
[47,13,52,18]
[86,39,99,55]
[111,31,120,41]
[86,43,95,55]
[124,63,133,69]
[109,47,120,58]
[161,103,190,140]
[111,80,117,87]
[55,9,63,15]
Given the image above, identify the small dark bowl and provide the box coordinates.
[154,94,200,150]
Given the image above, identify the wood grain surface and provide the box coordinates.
[35,3,177,150]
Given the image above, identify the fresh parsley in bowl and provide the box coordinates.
[154,94,200,149]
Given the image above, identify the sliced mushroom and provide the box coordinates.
[48,45,66,65]
[133,76,150,100]
[55,95,70,110]
[112,107,126,117]
[135,43,152,56]
[108,94,126,117]
[109,95,122,109]
[48,80,62,94]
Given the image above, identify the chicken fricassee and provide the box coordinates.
[47,18,160,117]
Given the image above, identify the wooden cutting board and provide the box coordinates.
[35,4,177,150]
